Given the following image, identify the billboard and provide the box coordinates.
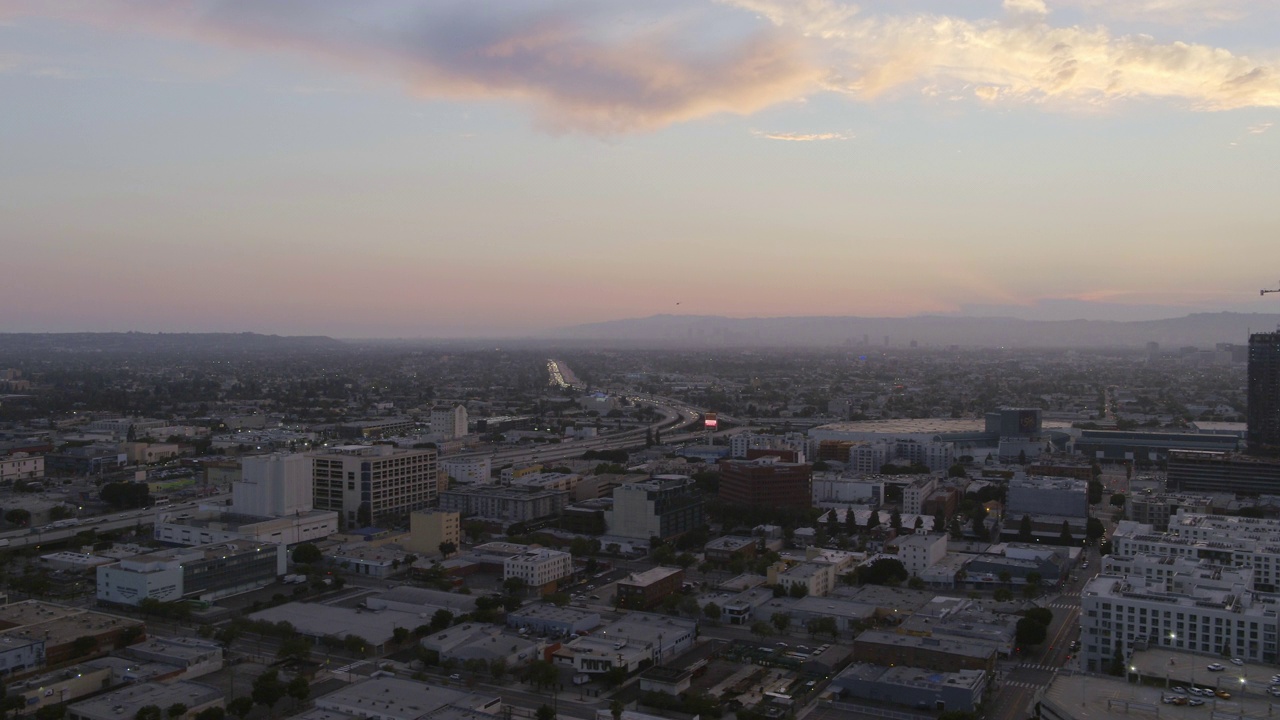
[704,412,718,429]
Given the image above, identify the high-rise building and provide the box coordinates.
[311,445,438,528]
[235,454,312,517]
[430,405,469,440]
[605,475,704,541]
[1249,332,1280,456]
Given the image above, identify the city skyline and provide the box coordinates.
[2,0,1279,338]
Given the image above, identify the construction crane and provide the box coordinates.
[1263,283,1280,297]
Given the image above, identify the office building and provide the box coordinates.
[894,534,948,577]
[430,405,469,440]
[97,541,286,606]
[405,509,461,556]
[1249,331,1280,456]
[605,475,704,541]
[234,453,312,517]
[1124,492,1214,531]
[718,457,812,510]
[902,476,939,515]
[1165,449,1280,495]
[312,445,439,527]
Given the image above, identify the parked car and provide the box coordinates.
[1231,658,1244,666]
[1207,663,1226,671]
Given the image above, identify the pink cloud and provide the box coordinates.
[0,0,821,134]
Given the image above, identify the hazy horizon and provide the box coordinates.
[3,0,1279,338]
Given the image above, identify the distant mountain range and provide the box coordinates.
[0,332,346,355]
[547,313,1280,349]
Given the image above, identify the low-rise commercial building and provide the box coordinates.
[506,605,600,636]
[852,630,997,674]
[832,663,987,714]
[554,613,697,675]
[616,567,684,610]
[314,677,501,720]
[703,536,757,563]
[67,681,222,720]
[153,509,338,547]
[97,541,286,606]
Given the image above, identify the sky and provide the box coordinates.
[1,0,1279,338]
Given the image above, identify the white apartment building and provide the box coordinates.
[311,445,438,527]
[1112,512,1280,593]
[848,442,891,475]
[504,549,574,589]
[1080,565,1279,670]
[894,534,948,577]
[767,561,839,597]
[441,456,491,484]
[0,453,43,482]
[902,476,939,515]
[430,405,469,440]
[235,454,312,517]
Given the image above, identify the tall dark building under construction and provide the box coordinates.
[1248,332,1280,456]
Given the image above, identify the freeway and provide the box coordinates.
[0,495,230,549]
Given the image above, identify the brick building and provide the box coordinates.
[718,457,812,509]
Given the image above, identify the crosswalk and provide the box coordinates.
[1004,680,1044,689]
[1046,602,1078,610]
[1016,662,1060,672]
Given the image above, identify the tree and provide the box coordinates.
[806,617,839,639]
[527,660,559,691]
[194,709,225,720]
[167,704,188,720]
[3,509,30,526]
[503,577,526,595]
[1025,607,1053,627]
[858,558,908,586]
[998,570,1012,586]
[948,463,968,478]
[489,658,508,681]
[252,669,285,711]
[546,592,570,607]
[438,541,457,558]
[135,706,163,720]
[430,609,454,632]
[948,517,963,540]
[703,602,722,622]
[291,543,322,565]
[36,706,67,720]
[1110,642,1126,676]
[771,612,791,632]
[1110,493,1126,508]
[277,635,312,661]
[1015,617,1047,647]
[1086,517,1106,542]
[601,666,628,689]
[1088,479,1104,505]
[392,627,411,645]
[610,700,625,720]
[788,583,808,598]
[750,621,775,639]
[287,677,310,708]
[890,511,902,531]
[1059,521,1074,546]
[1018,514,1033,542]
[971,513,986,539]
[536,705,556,720]
[226,699,254,720]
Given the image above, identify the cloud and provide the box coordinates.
[1247,121,1274,134]
[752,130,850,141]
[1050,0,1256,26]
[0,0,821,134]
[723,0,1280,111]
[4,0,1280,131]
